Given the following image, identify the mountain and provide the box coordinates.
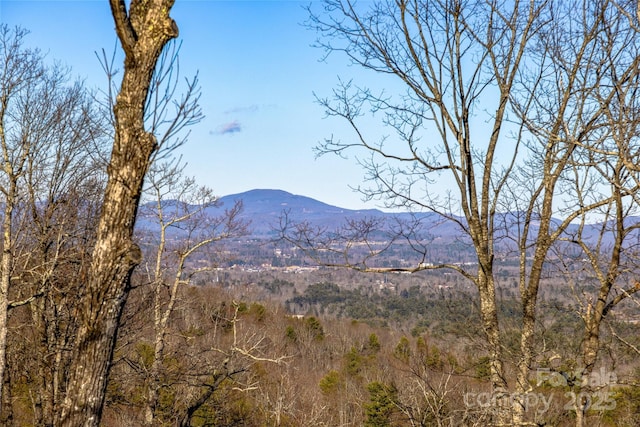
[215,189,474,242]
[137,189,388,239]
[140,189,640,247]
[216,189,387,237]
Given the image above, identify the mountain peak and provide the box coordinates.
[217,189,384,236]
[220,189,349,214]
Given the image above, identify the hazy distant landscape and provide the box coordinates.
[3,0,640,426]
[125,188,640,426]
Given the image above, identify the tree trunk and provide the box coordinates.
[57,2,178,426]
[0,193,13,416]
[477,268,511,426]
[574,298,607,427]
[144,221,169,425]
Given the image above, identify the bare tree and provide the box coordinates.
[280,1,640,425]
[0,26,44,413]
[0,26,107,424]
[137,159,247,425]
[548,6,640,424]
[58,1,181,425]
[285,1,549,424]
[501,2,637,422]
[19,87,107,427]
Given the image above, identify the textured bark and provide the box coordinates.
[57,1,178,426]
[477,269,510,425]
[0,194,13,416]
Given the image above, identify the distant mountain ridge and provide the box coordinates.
[220,189,380,215]
[140,188,640,246]
[217,189,387,237]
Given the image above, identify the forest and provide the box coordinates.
[1,0,640,426]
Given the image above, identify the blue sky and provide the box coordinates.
[0,0,389,210]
